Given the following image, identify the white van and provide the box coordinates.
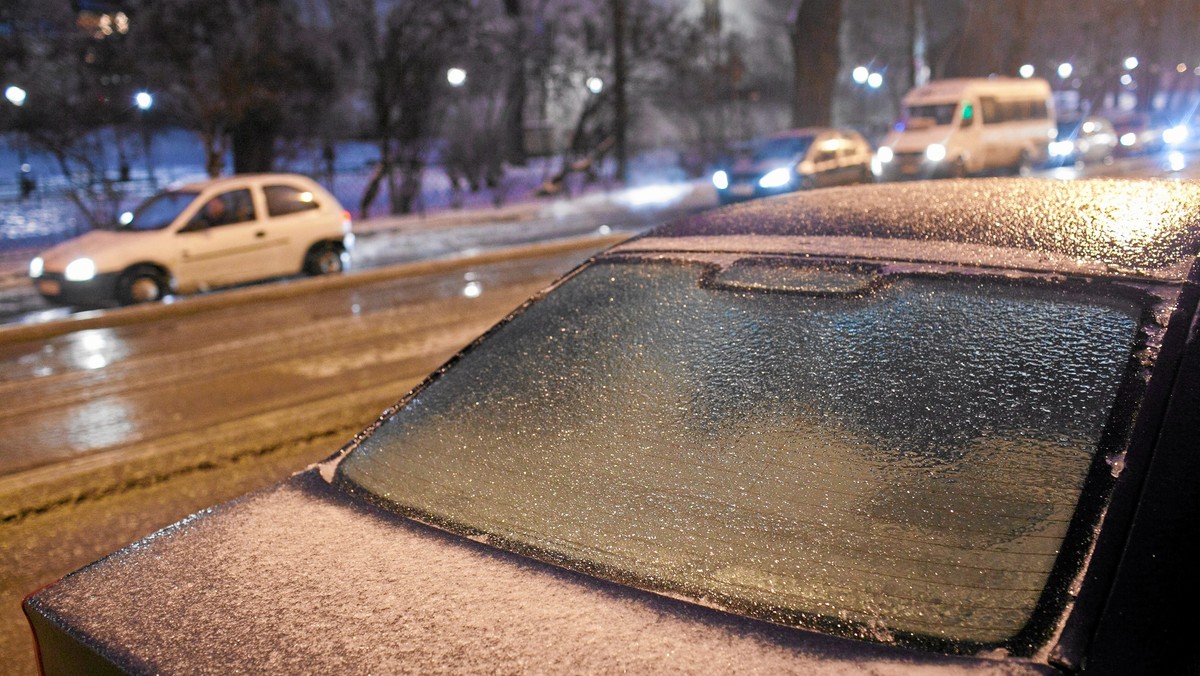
[874,78,1055,180]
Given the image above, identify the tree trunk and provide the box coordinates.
[611,0,629,184]
[231,110,278,174]
[789,0,842,128]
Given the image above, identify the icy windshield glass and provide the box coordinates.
[119,190,199,231]
[339,257,1147,649]
[753,136,814,162]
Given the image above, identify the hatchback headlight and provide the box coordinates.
[758,167,792,189]
[64,257,97,282]
[29,256,43,278]
[712,170,729,190]
[925,144,947,162]
[876,147,894,163]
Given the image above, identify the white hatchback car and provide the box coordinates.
[30,173,354,306]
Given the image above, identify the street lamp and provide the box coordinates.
[1057,62,1073,79]
[5,85,26,107]
[1124,56,1139,70]
[866,72,883,89]
[446,67,466,87]
[1019,64,1035,79]
[586,76,604,94]
[134,91,153,111]
[852,66,869,85]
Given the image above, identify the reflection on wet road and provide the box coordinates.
[0,249,594,477]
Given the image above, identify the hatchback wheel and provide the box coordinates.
[117,266,167,305]
[305,244,345,276]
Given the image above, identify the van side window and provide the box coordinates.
[980,96,997,124]
[265,185,321,217]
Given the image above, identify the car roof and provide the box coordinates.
[765,127,840,140]
[170,172,320,193]
[623,178,1200,280]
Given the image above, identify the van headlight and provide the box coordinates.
[1049,140,1075,157]
[925,144,947,162]
[758,167,792,189]
[712,170,729,190]
[876,147,894,163]
[29,256,43,278]
[64,257,97,282]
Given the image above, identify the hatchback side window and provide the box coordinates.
[265,185,321,217]
[184,189,256,231]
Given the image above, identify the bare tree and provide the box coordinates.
[130,0,337,176]
[358,1,474,215]
[787,0,842,127]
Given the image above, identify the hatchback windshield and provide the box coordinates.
[118,190,199,231]
[339,255,1149,649]
[753,136,814,163]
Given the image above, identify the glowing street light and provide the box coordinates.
[1057,62,1073,79]
[586,76,604,94]
[1019,64,1035,79]
[1124,56,1139,70]
[134,91,153,111]
[446,67,466,87]
[1120,73,1133,86]
[852,66,869,85]
[866,72,883,89]
[5,85,26,107]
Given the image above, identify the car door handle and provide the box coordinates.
[255,231,266,238]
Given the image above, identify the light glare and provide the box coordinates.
[5,85,26,106]
[712,170,729,190]
[64,258,96,282]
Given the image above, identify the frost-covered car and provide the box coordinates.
[29,173,353,306]
[24,179,1200,674]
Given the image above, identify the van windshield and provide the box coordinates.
[904,103,958,128]
[339,255,1150,651]
[117,191,199,232]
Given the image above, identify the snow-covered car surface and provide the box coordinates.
[24,179,1200,674]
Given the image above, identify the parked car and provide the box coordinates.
[712,128,873,204]
[25,179,1200,674]
[29,173,353,307]
[1047,116,1117,166]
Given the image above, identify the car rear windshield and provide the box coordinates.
[339,256,1149,650]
